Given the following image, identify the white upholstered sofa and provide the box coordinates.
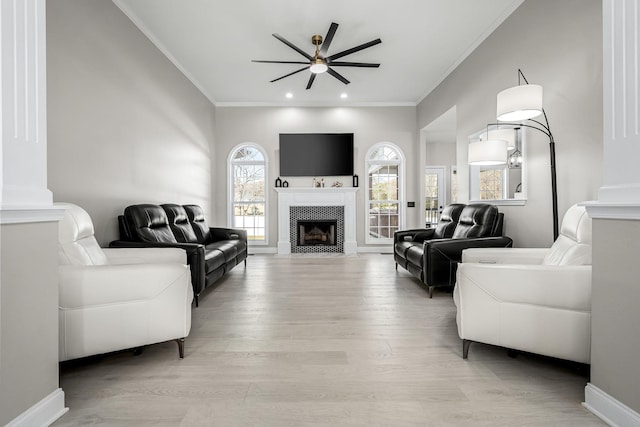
[57,203,193,361]
[453,204,592,364]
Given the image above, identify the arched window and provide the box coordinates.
[228,143,268,243]
[365,142,405,244]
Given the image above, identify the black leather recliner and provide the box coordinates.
[110,204,247,306]
[394,203,512,297]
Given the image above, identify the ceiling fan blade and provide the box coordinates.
[319,22,338,56]
[272,33,312,60]
[327,68,350,85]
[306,73,317,90]
[252,60,309,65]
[327,38,382,61]
[270,66,309,83]
[329,61,380,68]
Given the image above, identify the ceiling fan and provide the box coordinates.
[252,22,381,90]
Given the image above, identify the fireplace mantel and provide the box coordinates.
[275,187,358,254]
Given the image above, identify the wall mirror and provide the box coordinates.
[468,126,526,205]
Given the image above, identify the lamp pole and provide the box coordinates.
[488,119,558,240]
[491,69,559,241]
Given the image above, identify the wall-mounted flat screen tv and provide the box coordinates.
[279,133,354,177]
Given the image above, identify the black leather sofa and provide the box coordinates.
[110,203,247,306]
[394,203,512,297]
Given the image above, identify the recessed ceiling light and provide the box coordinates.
[340,93,348,99]
[286,92,293,99]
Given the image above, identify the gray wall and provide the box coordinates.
[0,223,60,425]
[214,107,418,249]
[591,219,640,412]
[417,0,603,248]
[47,0,216,246]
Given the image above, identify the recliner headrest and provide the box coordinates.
[58,202,96,244]
[56,203,109,266]
[560,204,592,244]
[452,204,498,238]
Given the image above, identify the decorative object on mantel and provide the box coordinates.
[353,174,359,187]
[490,68,558,240]
[282,180,289,187]
[275,177,282,187]
[331,181,343,187]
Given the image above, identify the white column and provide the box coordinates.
[1,0,59,224]
[583,1,640,425]
[590,0,640,213]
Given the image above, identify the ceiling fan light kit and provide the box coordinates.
[252,22,381,89]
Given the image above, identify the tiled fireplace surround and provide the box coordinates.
[275,187,358,255]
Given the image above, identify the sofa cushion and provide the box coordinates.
[394,241,419,258]
[207,241,239,263]
[124,204,177,243]
[433,204,465,239]
[452,204,498,238]
[204,248,226,273]
[183,204,211,244]
[405,244,425,267]
[162,204,198,243]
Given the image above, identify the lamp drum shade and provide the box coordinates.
[497,84,543,121]
[468,139,508,165]
[487,128,516,149]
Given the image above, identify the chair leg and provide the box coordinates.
[395,263,398,270]
[462,339,472,359]
[244,258,247,267]
[427,286,434,298]
[194,294,199,308]
[175,338,185,359]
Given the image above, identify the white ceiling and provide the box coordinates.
[114,0,524,107]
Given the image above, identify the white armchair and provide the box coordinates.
[453,204,592,364]
[57,203,193,361]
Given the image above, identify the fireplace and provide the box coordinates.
[297,220,337,246]
[275,187,358,255]
[289,205,344,254]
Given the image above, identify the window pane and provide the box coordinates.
[230,145,267,242]
[479,168,503,200]
[369,165,398,201]
[233,202,265,241]
[234,164,265,202]
[233,147,264,162]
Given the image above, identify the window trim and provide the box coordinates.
[227,142,269,245]
[364,142,406,245]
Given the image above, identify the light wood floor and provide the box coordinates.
[54,254,604,426]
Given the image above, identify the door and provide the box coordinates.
[425,167,446,227]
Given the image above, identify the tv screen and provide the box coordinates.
[279,133,354,177]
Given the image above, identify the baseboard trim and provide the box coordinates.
[5,388,68,427]
[583,383,640,427]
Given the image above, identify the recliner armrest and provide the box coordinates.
[109,240,205,295]
[209,227,248,243]
[393,228,436,244]
[103,247,187,265]
[426,236,514,262]
[461,247,548,264]
[456,263,592,311]
[423,236,513,287]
